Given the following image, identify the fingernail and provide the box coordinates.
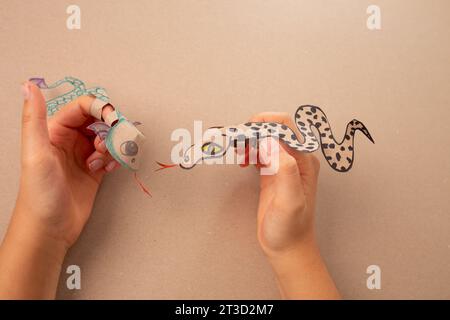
[21,83,30,100]
[88,159,104,172]
[105,160,118,172]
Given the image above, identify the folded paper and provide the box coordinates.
[29,76,109,116]
[160,105,374,173]
[29,76,145,172]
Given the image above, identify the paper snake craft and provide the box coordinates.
[29,77,149,194]
[160,106,374,173]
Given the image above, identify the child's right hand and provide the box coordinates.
[244,112,320,256]
[244,112,340,299]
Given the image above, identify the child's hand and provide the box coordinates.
[244,112,340,299]
[244,112,320,256]
[15,81,118,248]
[0,82,118,298]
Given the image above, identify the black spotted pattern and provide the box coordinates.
[217,105,374,173]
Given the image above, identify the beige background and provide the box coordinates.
[0,0,449,299]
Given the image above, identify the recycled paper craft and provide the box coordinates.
[158,105,374,173]
[29,76,149,195]
[29,76,145,171]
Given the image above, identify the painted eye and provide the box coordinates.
[120,140,138,156]
[201,142,222,156]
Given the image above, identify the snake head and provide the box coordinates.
[105,119,146,171]
[179,127,231,169]
[179,141,228,169]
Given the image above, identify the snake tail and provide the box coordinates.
[295,105,374,172]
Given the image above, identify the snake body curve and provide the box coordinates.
[30,76,109,116]
[180,105,374,172]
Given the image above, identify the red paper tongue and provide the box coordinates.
[134,172,152,197]
[133,161,178,197]
[155,161,177,171]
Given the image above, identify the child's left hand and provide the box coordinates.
[14,81,119,249]
[0,82,119,299]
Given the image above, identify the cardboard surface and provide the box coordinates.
[0,0,449,299]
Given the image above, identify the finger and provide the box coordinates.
[276,147,303,192]
[21,81,50,157]
[249,112,320,181]
[296,153,320,197]
[94,135,108,154]
[104,159,120,172]
[50,95,115,129]
[86,151,120,174]
[91,137,119,172]
[51,95,94,129]
[262,142,306,208]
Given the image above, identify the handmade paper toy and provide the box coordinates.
[30,77,110,116]
[29,76,149,194]
[158,105,374,173]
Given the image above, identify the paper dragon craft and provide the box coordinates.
[29,76,149,194]
[158,105,374,173]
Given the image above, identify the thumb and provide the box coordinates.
[21,81,50,159]
[273,146,305,204]
[259,141,308,241]
[259,138,305,200]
